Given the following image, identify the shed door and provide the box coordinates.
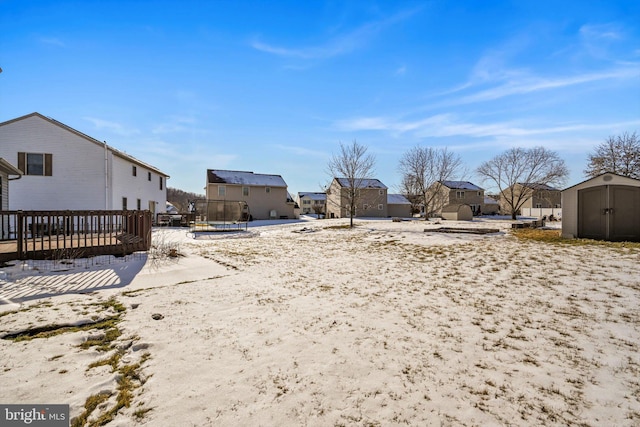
[578,186,607,240]
[578,185,640,242]
[610,185,640,241]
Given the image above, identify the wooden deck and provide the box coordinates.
[0,210,151,262]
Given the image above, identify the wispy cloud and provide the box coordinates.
[336,113,640,141]
[152,116,197,134]
[250,7,419,60]
[451,66,639,105]
[83,117,140,137]
[39,37,65,47]
[272,144,328,158]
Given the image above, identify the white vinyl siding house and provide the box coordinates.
[0,112,169,213]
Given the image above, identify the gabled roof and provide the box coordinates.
[517,182,559,191]
[562,172,640,192]
[387,194,410,204]
[484,196,499,205]
[334,178,387,189]
[298,192,326,201]
[0,112,169,177]
[207,169,287,187]
[440,181,483,191]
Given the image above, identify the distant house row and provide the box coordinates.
[0,112,561,221]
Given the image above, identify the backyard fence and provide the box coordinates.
[520,207,562,219]
[0,210,152,262]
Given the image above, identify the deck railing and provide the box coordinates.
[0,210,152,262]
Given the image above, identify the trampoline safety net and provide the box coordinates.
[188,199,250,232]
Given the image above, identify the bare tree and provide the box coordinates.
[398,146,462,218]
[327,140,376,228]
[476,147,569,220]
[585,132,640,179]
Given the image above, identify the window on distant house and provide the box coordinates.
[265,187,271,194]
[535,203,542,208]
[363,204,369,210]
[0,176,3,208]
[18,152,53,176]
[132,166,137,176]
[243,187,249,197]
[218,186,226,197]
[378,204,383,210]
[303,199,310,205]
[137,199,141,210]
[379,189,384,195]
[148,172,152,181]
[456,190,465,199]
[122,197,128,210]
[159,177,163,190]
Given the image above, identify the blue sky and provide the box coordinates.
[1,1,639,196]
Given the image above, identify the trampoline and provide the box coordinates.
[188,199,250,233]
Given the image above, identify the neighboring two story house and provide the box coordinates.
[500,183,561,215]
[0,113,169,215]
[326,178,388,219]
[428,181,485,216]
[206,169,296,220]
[297,192,326,215]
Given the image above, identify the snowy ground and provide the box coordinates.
[1,217,639,426]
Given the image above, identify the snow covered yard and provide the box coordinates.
[1,218,639,426]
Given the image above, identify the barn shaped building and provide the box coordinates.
[562,173,640,242]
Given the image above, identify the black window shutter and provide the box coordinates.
[18,152,26,173]
[45,154,53,176]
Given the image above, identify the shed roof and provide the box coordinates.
[387,194,410,204]
[562,172,640,192]
[483,196,499,205]
[334,178,387,189]
[517,182,559,191]
[440,181,483,191]
[298,192,326,201]
[207,169,288,187]
[442,203,472,213]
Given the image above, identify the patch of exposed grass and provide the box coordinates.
[3,316,120,345]
[511,228,640,249]
[73,352,151,427]
[71,391,113,427]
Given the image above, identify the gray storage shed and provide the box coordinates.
[441,204,473,221]
[562,173,640,242]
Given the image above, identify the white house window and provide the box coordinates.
[456,190,465,199]
[265,187,271,194]
[378,204,383,210]
[132,166,137,176]
[137,199,141,210]
[122,197,128,210]
[18,152,52,176]
[159,176,163,190]
[243,187,250,197]
[148,172,152,181]
[218,186,226,197]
